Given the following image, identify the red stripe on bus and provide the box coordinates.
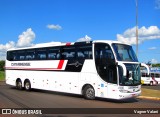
[57,60,64,69]
[66,43,71,46]
[5,67,62,70]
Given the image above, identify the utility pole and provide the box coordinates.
[135,0,138,57]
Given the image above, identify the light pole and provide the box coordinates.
[135,0,138,57]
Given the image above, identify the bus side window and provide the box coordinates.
[7,51,16,61]
[61,46,75,60]
[16,50,25,61]
[77,51,85,58]
[155,73,160,78]
[141,73,146,77]
[48,47,61,60]
[151,73,154,77]
[77,45,92,59]
[26,49,35,60]
[36,48,47,60]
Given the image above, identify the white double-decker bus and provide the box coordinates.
[5,40,146,100]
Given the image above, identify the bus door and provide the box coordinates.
[94,43,117,97]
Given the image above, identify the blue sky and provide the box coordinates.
[0,0,160,63]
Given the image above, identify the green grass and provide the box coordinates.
[141,88,160,98]
[0,71,5,81]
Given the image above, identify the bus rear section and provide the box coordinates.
[5,42,94,95]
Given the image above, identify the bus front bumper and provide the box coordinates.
[117,90,141,100]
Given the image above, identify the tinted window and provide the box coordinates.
[48,47,60,60]
[7,51,16,61]
[17,50,25,60]
[26,49,35,60]
[36,48,47,60]
[95,43,117,84]
[77,45,92,59]
[62,46,75,60]
[155,73,160,78]
[141,73,146,77]
[112,43,138,62]
[7,45,93,61]
[151,73,155,77]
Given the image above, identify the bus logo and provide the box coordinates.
[68,61,82,67]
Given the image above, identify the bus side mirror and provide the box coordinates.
[140,63,150,76]
[118,62,127,76]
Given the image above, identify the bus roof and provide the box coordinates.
[93,40,130,45]
[7,40,130,51]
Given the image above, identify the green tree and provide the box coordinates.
[152,64,160,67]
[0,60,5,71]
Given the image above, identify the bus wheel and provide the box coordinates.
[83,85,95,100]
[16,80,23,90]
[150,81,153,86]
[24,80,31,91]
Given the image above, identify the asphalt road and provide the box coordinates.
[0,82,160,117]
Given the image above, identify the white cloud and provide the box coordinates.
[148,47,157,50]
[47,24,62,30]
[155,0,160,9]
[77,35,92,42]
[0,52,6,60]
[0,28,35,60]
[151,59,158,64]
[0,41,15,51]
[117,26,160,45]
[17,28,35,47]
[0,41,15,60]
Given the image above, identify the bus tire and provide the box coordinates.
[83,85,95,100]
[150,81,153,86]
[16,79,23,90]
[24,80,31,91]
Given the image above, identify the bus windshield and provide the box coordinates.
[112,44,138,62]
[119,64,141,86]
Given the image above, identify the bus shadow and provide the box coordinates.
[32,88,139,103]
[32,88,84,99]
[10,86,83,99]
[10,86,139,103]
[95,97,139,103]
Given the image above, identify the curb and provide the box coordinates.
[137,96,160,101]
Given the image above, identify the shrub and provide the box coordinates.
[0,60,5,71]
